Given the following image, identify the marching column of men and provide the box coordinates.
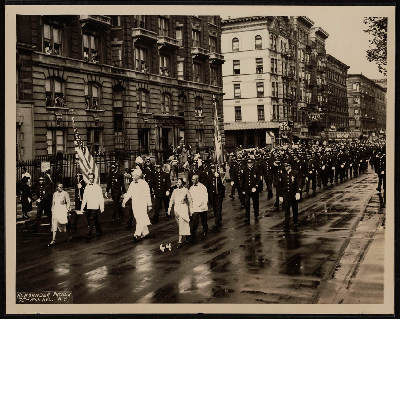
[24,138,385,245]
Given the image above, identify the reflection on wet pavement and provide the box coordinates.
[16,170,385,305]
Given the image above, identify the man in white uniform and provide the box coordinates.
[122,170,152,242]
[189,174,209,241]
[80,172,104,238]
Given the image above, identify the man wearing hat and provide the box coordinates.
[239,155,262,223]
[278,159,301,231]
[32,176,53,232]
[206,163,225,228]
[150,162,171,223]
[106,162,126,222]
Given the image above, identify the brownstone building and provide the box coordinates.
[16,15,224,163]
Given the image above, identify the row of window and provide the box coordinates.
[326,69,346,85]
[43,20,219,63]
[231,33,283,52]
[234,105,302,122]
[43,76,210,116]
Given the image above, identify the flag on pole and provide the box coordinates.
[70,110,100,185]
[212,96,225,183]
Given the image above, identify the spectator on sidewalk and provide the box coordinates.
[20,176,32,219]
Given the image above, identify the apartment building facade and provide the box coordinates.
[347,74,386,138]
[221,16,329,150]
[16,14,225,162]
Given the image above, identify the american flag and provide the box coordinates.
[70,110,100,185]
[212,96,225,183]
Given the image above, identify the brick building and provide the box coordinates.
[324,54,350,132]
[16,15,225,163]
[347,74,386,138]
[221,16,329,151]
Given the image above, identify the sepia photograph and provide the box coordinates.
[5,4,395,314]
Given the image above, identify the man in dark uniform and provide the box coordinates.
[106,162,126,221]
[261,153,274,199]
[240,155,262,223]
[278,159,301,231]
[206,163,225,228]
[151,162,171,223]
[272,156,282,210]
[305,153,317,195]
[376,148,386,193]
[228,155,238,199]
[143,157,154,193]
[70,173,86,232]
[32,176,53,232]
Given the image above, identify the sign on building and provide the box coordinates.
[41,161,51,173]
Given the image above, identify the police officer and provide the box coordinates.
[376,148,386,193]
[151,162,171,223]
[206,163,225,228]
[240,155,262,223]
[261,153,274,200]
[143,157,154,193]
[32,176,53,232]
[305,153,317,195]
[106,162,126,221]
[278,159,301,231]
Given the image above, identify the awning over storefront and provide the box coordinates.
[224,121,280,130]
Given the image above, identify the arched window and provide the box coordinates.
[85,83,101,110]
[195,96,203,117]
[255,35,262,49]
[137,89,149,113]
[232,37,239,52]
[162,93,171,114]
[45,77,66,108]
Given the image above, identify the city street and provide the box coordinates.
[15,168,385,305]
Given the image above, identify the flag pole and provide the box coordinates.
[212,95,225,185]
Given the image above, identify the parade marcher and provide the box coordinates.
[261,153,274,199]
[168,177,193,248]
[48,182,72,246]
[376,147,386,193]
[32,176,53,232]
[189,174,209,241]
[206,163,225,228]
[44,169,54,194]
[80,172,104,238]
[305,153,317,195]
[151,162,171,223]
[122,170,152,242]
[106,162,126,222]
[20,176,32,219]
[143,158,154,193]
[240,155,262,223]
[70,173,86,232]
[170,154,179,181]
[278,159,301,231]
[272,157,282,210]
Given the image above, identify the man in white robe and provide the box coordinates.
[122,171,152,241]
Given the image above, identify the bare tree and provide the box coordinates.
[363,17,387,76]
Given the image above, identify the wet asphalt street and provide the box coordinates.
[16,168,385,304]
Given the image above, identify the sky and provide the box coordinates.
[218,6,393,80]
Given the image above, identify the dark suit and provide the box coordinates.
[206,173,225,226]
[278,168,301,227]
[33,182,53,231]
[106,170,126,220]
[240,165,262,221]
[151,170,171,222]
[71,177,86,230]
